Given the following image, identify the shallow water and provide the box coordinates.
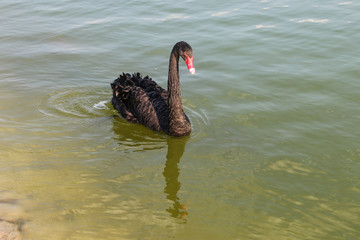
[1,0,360,239]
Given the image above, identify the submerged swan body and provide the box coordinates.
[111,41,195,137]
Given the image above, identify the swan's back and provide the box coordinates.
[111,73,170,133]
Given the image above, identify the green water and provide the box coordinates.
[1,0,360,239]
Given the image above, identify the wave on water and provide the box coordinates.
[338,2,352,5]
[39,89,113,118]
[297,19,329,23]
[38,88,210,152]
[93,100,109,110]
[183,104,210,140]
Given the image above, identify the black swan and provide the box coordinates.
[111,41,195,137]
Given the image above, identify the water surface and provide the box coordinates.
[1,0,360,239]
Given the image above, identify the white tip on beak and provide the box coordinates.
[189,68,196,75]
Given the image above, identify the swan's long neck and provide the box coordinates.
[167,50,191,136]
[168,51,182,113]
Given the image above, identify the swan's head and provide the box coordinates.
[176,41,196,75]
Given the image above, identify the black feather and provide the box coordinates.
[110,41,193,136]
[111,72,170,133]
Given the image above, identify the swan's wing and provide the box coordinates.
[111,97,139,123]
[127,73,170,132]
[111,73,170,133]
[136,73,168,103]
[130,86,169,133]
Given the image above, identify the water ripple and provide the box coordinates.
[39,88,112,118]
[184,105,210,140]
[111,103,210,153]
[39,89,209,143]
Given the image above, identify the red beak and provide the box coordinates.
[185,55,195,75]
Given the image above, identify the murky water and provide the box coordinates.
[1,0,360,239]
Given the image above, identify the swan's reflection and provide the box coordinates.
[163,137,189,220]
[112,116,166,152]
[112,118,189,220]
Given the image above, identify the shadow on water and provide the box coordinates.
[112,116,167,152]
[40,89,201,222]
[112,117,189,221]
[163,136,189,221]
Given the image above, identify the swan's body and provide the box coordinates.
[111,41,195,137]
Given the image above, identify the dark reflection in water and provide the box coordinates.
[163,137,189,220]
[112,117,189,220]
[112,116,167,152]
